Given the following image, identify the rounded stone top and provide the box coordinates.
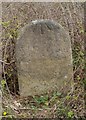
[16,19,73,96]
[17,19,69,41]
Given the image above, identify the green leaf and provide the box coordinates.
[34,95,48,104]
[1,79,6,86]
[53,92,61,97]
[68,111,74,118]
[1,21,10,27]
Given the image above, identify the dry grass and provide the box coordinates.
[1,2,85,119]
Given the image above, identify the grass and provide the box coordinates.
[2,23,85,118]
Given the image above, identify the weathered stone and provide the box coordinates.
[16,20,73,96]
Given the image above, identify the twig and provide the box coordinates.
[0,59,15,65]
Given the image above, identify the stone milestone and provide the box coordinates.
[16,20,73,96]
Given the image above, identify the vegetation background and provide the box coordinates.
[1,2,85,119]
